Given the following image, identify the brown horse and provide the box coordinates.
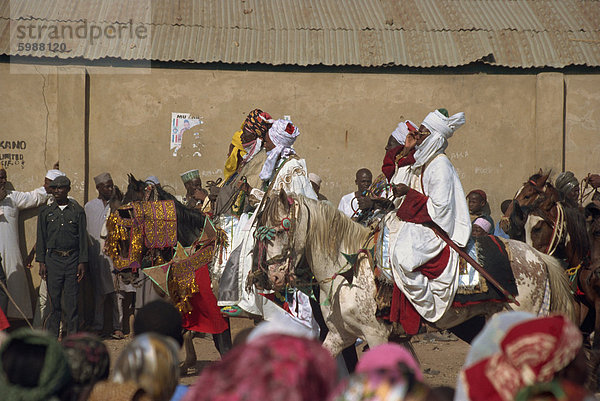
[523,184,600,351]
[500,169,553,240]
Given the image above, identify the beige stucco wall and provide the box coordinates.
[565,75,600,183]
[1,61,599,306]
[86,67,540,219]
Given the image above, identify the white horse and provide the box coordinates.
[255,190,577,357]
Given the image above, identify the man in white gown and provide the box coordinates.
[0,168,48,319]
[386,109,471,335]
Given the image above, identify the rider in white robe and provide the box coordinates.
[387,110,471,325]
[215,119,318,334]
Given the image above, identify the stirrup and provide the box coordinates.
[220,305,242,317]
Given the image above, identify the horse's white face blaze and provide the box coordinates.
[525,214,551,252]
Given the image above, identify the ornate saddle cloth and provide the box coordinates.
[132,200,177,249]
[167,243,215,314]
[454,235,517,305]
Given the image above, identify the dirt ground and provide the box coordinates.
[104,317,470,389]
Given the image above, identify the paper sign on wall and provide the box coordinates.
[170,113,202,156]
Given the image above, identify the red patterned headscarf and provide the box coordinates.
[243,108,273,139]
[182,334,337,401]
[462,315,583,401]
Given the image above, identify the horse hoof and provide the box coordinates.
[179,360,198,376]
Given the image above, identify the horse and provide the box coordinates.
[522,182,600,337]
[500,169,553,240]
[255,189,576,357]
[116,175,232,370]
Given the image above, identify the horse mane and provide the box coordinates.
[298,196,371,256]
[563,203,590,263]
[261,194,371,256]
[155,185,206,246]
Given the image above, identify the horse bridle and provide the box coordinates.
[256,196,300,287]
[529,201,566,256]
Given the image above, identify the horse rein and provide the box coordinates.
[531,201,566,256]
[256,196,299,287]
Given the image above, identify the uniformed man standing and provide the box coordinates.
[36,175,88,338]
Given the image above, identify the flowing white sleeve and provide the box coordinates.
[12,187,49,210]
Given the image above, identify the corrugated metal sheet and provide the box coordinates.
[1,0,599,68]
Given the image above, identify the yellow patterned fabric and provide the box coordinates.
[167,244,215,314]
[132,201,177,249]
[104,208,144,271]
[224,130,246,181]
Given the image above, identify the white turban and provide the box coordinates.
[145,176,160,185]
[45,169,65,180]
[390,120,418,145]
[259,119,300,181]
[413,110,466,167]
[308,173,322,186]
[422,110,466,139]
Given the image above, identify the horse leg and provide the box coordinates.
[212,326,233,356]
[323,328,352,358]
[594,299,600,350]
[448,315,486,344]
[310,295,358,373]
[179,330,197,375]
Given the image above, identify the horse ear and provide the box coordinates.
[540,170,551,187]
[279,189,290,211]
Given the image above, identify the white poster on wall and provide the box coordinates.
[170,113,202,156]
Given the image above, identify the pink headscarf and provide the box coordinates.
[356,343,424,381]
[473,217,492,233]
[182,334,337,401]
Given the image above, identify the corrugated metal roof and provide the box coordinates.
[1,0,599,68]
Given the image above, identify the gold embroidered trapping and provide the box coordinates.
[132,200,178,249]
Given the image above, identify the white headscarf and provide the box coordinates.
[413,110,466,168]
[390,119,417,145]
[259,119,300,181]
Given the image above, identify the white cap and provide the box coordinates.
[45,169,65,180]
[145,176,160,185]
[308,173,322,186]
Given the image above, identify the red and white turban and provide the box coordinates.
[390,120,418,145]
[259,119,301,181]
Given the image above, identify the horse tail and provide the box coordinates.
[540,251,577,323]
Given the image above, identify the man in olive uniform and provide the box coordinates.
[36,175,88,338]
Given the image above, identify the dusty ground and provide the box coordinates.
[104,317,470,388]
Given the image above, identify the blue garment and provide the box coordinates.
[170,385,189,401]
[494,222,509,239]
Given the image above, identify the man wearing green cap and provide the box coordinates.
[36,175,88,338]
[180,169,210,213]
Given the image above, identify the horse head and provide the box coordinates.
[254,189,308,291]
[501,170,552,239]
[122,174,147,203]
[526,185,590,267]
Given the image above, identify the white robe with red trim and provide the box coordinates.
[388,154,471,322]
